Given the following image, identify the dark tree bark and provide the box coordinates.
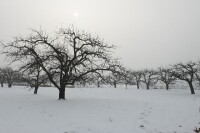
[34,86,39,94]
[114,81,117,88]
[136,82,140,89]
[188,81,195,94]
[8,82,12,88]
[166,83,169,90]
[146,83,150,90]
[59,88,65,100]
[0,68,6,87]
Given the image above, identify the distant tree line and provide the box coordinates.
[0,66,48,93]
[3,59,199,95]
[94,60,200,95]
[0,67,21,88]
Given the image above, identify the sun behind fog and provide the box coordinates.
[74,12,79,17]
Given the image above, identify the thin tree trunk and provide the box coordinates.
[34,86,39,94]
[8,82,12,88]
[83,82,86,88]
[1,83,3,87]
[97,82,100,88]
[114,82,117,88]
[188,81,195,94]
[137,82,140,89]
[146,83,149,90]
[59,88,65,100]
[166,83,169,90]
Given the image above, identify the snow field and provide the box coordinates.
[0,86,199,133]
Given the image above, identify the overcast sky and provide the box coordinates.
[0,0,200,69]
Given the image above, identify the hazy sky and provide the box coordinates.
[0,0,200,69]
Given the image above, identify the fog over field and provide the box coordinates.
[0,0,200,68]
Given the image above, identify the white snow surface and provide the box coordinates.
[0,86,200,133]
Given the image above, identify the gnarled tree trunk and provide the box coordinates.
[188,81,195,94]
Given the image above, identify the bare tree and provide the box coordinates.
[90,73,106,88]
[3,27,117,99]
[21,64,48,94]
[96,77,105,88]
[158,67,176,90]
[75,73,105,88]
[141,69,158,90]
[75,74,89,87]
[131,70,142,89]
[4,67,20,88]
[105,71,123,88]
[121,68,135,89]
[0,68,6,87]
[172,61,198,94]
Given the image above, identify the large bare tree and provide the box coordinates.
[172,61,198,94]
[3,27,117,99]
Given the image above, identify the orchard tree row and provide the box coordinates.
[0,67,21,88]
[1,59,199,95]
[0,66,48,94]
[1,27,199,100]
[93,61,200,95]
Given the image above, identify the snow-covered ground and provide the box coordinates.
[0,86,199,133]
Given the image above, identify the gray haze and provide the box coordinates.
[0,0,200,69]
